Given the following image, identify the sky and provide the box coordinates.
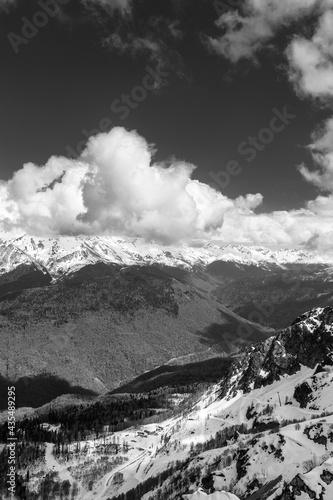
[0,0,333,250]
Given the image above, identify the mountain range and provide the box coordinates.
[1,235,333,279]
[1,235,333,398]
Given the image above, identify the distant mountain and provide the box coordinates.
[1,234,332,280]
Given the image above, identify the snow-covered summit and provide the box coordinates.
[0,234,331,279]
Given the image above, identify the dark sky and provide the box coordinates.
[0,0,325,213]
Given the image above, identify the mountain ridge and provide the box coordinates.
[1,235,332,279]
[218,306,333,399]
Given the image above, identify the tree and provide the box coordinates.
[61,480,71,499]
[71,481,79,499]
[113,472,124,485]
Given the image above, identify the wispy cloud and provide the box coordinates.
[82,0,132,15]
[107,34,162,61]
[0,0,16,14]
[287,9,333,99]
[208,0,320,62]
[104,16,185,83]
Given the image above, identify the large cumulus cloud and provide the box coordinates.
[2,125,333,251]
[2,125,333,252]
[0,127,262,243]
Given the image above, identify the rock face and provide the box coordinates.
[320,470,333,485]
[277,474,319,499]
[220,307,333,398]
[276,463,333,500]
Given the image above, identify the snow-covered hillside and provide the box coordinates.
[95,307,333,500]
[0,234,332,279]
[8,306,333,500]
[184,491,240,499]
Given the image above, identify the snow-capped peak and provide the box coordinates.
[0,234,332,279]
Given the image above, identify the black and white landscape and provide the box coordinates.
[1,0,333,499]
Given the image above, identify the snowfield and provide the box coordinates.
[35,362,332,500]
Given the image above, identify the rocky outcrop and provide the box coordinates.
[276,474,319,499]
[220,307,333,399]
[320,470,333,485]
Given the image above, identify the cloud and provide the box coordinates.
[108,34,163,64]
[1,127,261,243]
[104,17,185,82]
[298,152,333,191]
[83,0,132,14]
[7,157,88,236]
[287,11,333,195]
[284,5,333,250]
[2,126,333,252]
[298,119,333,193]
[311,117,333,153]
[208,0,319,62]
[215,205,333,252]
[0,0,16,13]
[287,9,333,98]
[204,0,333,254]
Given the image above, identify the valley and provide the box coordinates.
[1,236,333,399]
[0,237,333,499]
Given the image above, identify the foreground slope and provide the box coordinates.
[2,306,333,500]
[98,307,333,500]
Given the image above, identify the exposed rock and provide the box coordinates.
[219,307,333,399]
[320,470,333,485]
[277,474,319,499]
